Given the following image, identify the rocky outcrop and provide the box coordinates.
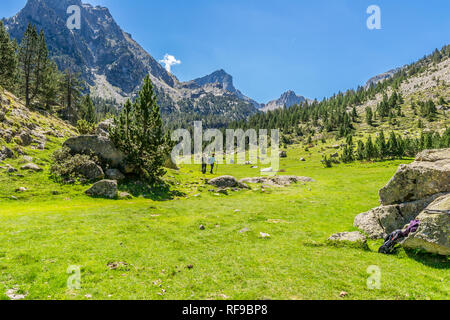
[85,180,118,199]
[379,149,450,205]
[63,135,125,168]
[401,194,450,256]
[354,149,450,255]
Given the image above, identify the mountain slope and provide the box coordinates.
[3,0,258,122]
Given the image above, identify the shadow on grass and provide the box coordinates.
[119,180,185,201]
[404,249,450,269]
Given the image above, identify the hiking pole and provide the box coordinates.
[215,163,218,175]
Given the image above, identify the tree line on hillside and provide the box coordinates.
[0,22,116,128]
[322,128,450,167]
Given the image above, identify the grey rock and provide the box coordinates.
[328,232,367,246]
[106,168,125,181]
[78,161,104,181]
[63,135,125,168]
[0,146,14,160]
[96,119,114,137]
[279,151,287,158]
[85,180,118,199]
[118,192,132,200]
[402,194,450,256]
[208,176,239,188]
[379,149,450,205]
[354,193,445,239]
[21,163,43,172]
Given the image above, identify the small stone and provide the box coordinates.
[119,192,133,200]
[260,232,271,238]
[21,163,43,172]
[240,228,250,233]
[15,187,27,193]
[187,264,194,269]
[199,225,206,230]
[340,291,348,298]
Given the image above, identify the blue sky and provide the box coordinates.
[2,0,450,103]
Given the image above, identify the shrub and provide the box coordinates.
[76,119,96,135]
[50,147,99,183]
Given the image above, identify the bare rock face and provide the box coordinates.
[63,135,125,168]
[402,194,450,256]
[85,180,118,199]
[379,149,450,205]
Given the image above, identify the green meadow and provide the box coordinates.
[0,139,448,300]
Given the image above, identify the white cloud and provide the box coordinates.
[159,54,181,73]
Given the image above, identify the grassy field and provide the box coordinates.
[0,139,448,300]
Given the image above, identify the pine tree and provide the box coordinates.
[18,23,39,107]
[0,21,18,91]
[61,69,83,123]
[356,140,365,160]
[365,107,373,126]
[80,94,96,123]
[110,75,166,184]
[376,131,387,160]
[364,135,376,160]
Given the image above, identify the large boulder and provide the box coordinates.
[63,135,125,168]
[354,193,445,239]
[401,194,450,256]
[379,149,450,205]
[354,149,450,244]
[78,161,104,181]
[85,180,118,199]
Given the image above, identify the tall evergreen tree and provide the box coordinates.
[18,23,39,107]
[110,75,166,184]
[0,21,18,91]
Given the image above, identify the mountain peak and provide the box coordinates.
[193,69,235,93]
[262,90,308,112]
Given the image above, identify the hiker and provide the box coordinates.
[209,153,216,174]
[378,220,420,254]
[201,154,207,174]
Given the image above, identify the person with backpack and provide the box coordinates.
[208,153,216,174]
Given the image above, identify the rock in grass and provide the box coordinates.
[401,194,450,256]
[208,176,238,188]
[118,192,132,200]
[85,180,118,199]
[15,187,27,193]
[21,163,43,172]
[328,232,368,249]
